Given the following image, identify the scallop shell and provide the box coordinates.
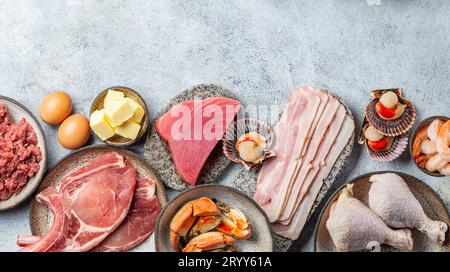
[223,118,275,170]
[365,88,416,137]
[359,120,408,161]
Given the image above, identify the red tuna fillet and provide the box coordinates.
[156,97,240,185]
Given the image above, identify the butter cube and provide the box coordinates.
[105,98,135,127]
[126,98,145,124]
[90,110,115,141]
[115,121,141,140]
[104,90,125,110]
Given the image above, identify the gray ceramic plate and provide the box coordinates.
[29,145,167,252]
[409,116,449,177]
[90,86,150,147]
[232,90,355,252]
[0,96,47,211]
[144,84,240,191]
[315,171,450,252]
[155,184,273,252]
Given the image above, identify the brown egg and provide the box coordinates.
[40,91,73,125]
[58,114,90,149]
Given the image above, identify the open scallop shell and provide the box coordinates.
[365,88,416,137]
[359,120,408,161]
[223,118,275,170]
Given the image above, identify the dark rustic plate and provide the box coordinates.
[144,84,240,191]
[155,184,273,252]
[315,171,450,252]
[29,145,167,252]
[90,86,150,147]
[0,96,47,211]
[409,116,449,177]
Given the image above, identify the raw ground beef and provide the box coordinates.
[0,103,42,200]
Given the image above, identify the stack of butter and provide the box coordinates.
[90,90,145,141]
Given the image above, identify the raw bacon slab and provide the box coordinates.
[272,116,355,240]
[156,97,240,186]
[254,87,320,209]
[91,179,162,252]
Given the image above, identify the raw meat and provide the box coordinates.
[156,97,240,186]
[272,115,355,239]
[368,173,448,245]
[254,86,355,240]
[281,105,346,224]
[277,94,340,221]
[0,103,42,200]
[17,178,162,252]
[326,184,413,252]
[91,178,162,252]
[254,87,320,212]
[19,153,137,252]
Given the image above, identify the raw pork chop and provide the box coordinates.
[19,153,137,252]
[156,97,240,185]
[91,178,162,252]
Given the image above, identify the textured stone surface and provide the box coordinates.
[0,0,449,252]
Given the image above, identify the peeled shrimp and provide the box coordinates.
[428,119,443,143]
[420,139,437,155]
[416,155,432,169]
[438,163,450,176]
[426,154,447,173]
[413,126,429,159]
[436,120,450,161]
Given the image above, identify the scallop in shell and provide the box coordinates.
[359,120,408,161]
[365,88,416,137]
[223,118,275,170]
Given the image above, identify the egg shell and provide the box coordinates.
[39,91,73,125]
[58,114,90,149]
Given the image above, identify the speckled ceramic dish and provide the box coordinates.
[409,116,449,177]
[155,184,273,252]
[144,84,240,191]
[315,171,450,252]
[232,90,355,252]
[29,145,167,252]
[0,96,47,212]
[90,86,150,147]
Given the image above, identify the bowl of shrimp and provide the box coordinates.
[409,116,450,177]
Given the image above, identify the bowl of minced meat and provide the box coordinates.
[0,98,47,211]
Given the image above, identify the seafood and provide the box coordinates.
[182,232,236,252]
[169,197,220,251]
[365,89,416,137]
[436,120,450,160]
[411,117,450,176]
[223,118,275,170]
[359,120,407,161]
[216,201,252,239]
[169,197,251,252]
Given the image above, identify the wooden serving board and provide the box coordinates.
[29,145,167,252]
[232,91,356,252]
[144,84,239,191]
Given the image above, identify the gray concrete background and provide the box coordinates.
[0,0,449,252]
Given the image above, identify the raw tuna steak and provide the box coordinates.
[156,97,240,185]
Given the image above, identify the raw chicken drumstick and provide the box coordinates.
[368,173,448,245]
[326,184,413,252]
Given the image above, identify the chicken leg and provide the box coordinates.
[326,184,413,252]
[368,173,448,245]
